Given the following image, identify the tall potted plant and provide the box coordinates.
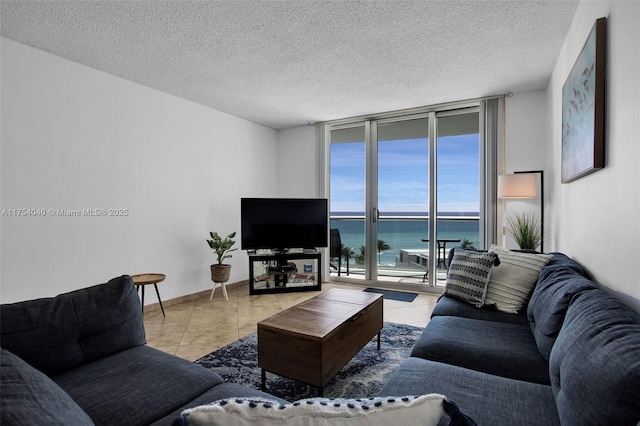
[207,231,238,283]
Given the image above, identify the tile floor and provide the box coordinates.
[143,282,440,362]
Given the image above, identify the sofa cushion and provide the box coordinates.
[0,276,145,376]
[172,394,474,426]
[0,349,94,425]
[549,289,640,425]
[431,295,530,326]
[410,316,550,385]
[379,357,560,426]
[53,345,224,426]
[527,260,597,361]
[444,249,499,307]
[484,245,552,314]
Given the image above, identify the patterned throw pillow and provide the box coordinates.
[175,395,476,426]
[485,245,553,314]
[445,248,499,307]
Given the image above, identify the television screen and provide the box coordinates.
[241,198,328,251]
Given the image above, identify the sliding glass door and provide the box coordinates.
[374,117,430,282]
[327,105,483,289]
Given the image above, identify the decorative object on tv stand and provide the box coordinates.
[207,231,238,301]
[498,170,544,252]
[561,17,606,183]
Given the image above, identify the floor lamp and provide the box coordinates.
[497,170,544,252]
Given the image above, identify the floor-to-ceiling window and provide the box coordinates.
[329,124,366,277]
[434,110,481,281]
[324,99,501,291]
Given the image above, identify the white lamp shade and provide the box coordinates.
[498,174,537,198]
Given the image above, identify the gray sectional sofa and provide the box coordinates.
[2,251,639,425]
[380,252,640,425]
[0,276,284,426]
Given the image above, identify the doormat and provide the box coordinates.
[363,288,418,302]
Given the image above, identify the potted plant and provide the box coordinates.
[506,212,542,251]
[207,231,238,283]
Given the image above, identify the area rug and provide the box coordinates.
[194,322,423,402]
[363,288,419,302]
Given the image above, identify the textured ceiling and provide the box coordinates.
[1,1,579,130]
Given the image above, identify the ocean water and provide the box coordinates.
[330,217,479,266]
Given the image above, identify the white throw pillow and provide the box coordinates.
[485,245,553,313]
[179,395,448,426]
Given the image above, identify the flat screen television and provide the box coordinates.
[241,198,328,251]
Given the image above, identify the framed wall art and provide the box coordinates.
[561,17,606,183]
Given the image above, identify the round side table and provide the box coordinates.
[131,273,166,317]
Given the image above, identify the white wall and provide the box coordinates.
[0,38,278,304]
[275,125,317,197]
[545,1,640,311]
[504,91,548,249]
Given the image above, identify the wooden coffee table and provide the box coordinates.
[257,288,383,395]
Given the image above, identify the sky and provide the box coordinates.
[330,134,480,214]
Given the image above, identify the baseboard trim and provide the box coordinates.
[142,279,249,312]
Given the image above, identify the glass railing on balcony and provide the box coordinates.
[329,213,480,284]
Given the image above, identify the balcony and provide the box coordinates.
[329,214,479,286]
